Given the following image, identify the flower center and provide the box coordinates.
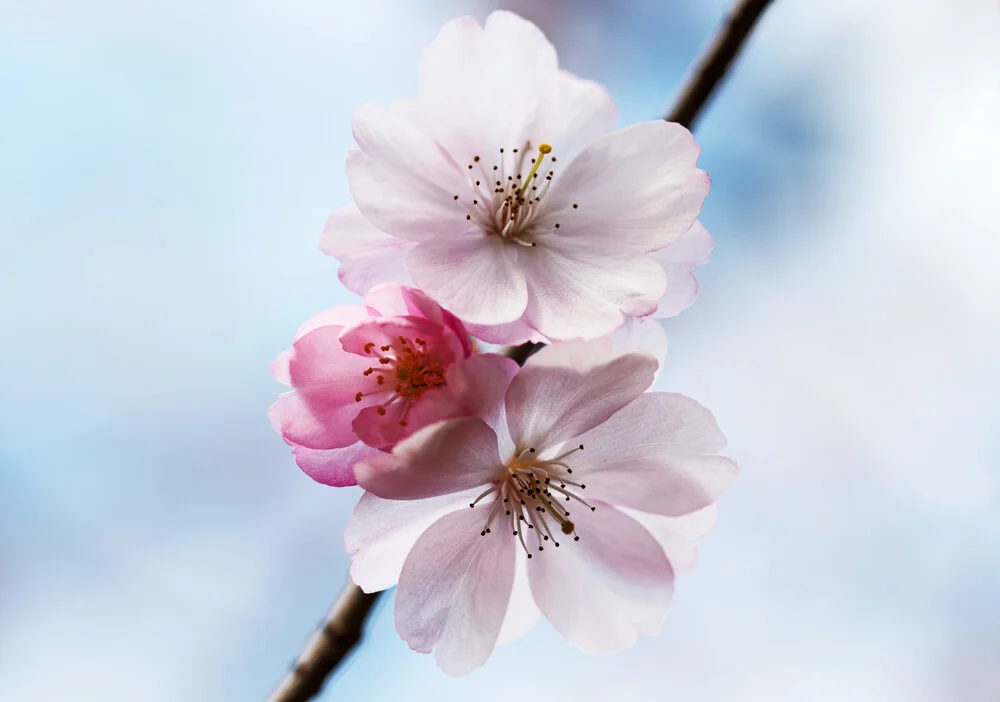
[455,142,578,248]
[468,444,594,557]
[353,335,445,426]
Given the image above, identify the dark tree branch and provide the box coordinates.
[666,0,775,130]
[268,585,383,702]
[268,1,775,698]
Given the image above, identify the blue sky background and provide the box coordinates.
[2,1,999,700]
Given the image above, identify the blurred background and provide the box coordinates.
[2,0,998,699]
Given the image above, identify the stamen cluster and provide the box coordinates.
[356,336,445,427]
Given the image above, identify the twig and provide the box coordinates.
[667,0,775,129]
[268,1,775,698]
[267,585,383,702]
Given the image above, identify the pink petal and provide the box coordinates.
[571,392,738,516]
[291,305,372,342]
[347,108,472,242]
[402,354,520,440]
[519,243,667,340]
[653,265,700,319]
[609,318,668,373]
[652,220,713,265]
[398,286,474,358]
[395,506,516,676]
[406,235,528,326]
[287,441,377,488]
[269,390,362,450]
[620,505,718,574]
[360,283,411,317]
[544,121,710,252]
[465,315,549,346]
[527,500,674,653]
[320,206,413,295]
[346,488,481,592]
[649,222,714,319]
[505,348,657,450]
[287,325,370,392]
[355,417,502,500]
[524,336,615,372]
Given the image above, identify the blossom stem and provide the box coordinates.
[270,1,774,697]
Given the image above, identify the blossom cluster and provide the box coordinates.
[270,11,736,676]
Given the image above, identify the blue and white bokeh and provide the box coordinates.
[2,0,998,700]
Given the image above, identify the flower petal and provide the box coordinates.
[355,417,502,500]
[320,206,414,295]
[346,488,481,592]
[571,392,738,516]
[544,121,710,252]
[609,318,668,373]
[406,235,528,325]
[505,348,657,450]
[527,501,673,653]
[619,505,718,574]
[464,315,549,346]
[649,221,713,318]
[539,71,618,160]
[519,244,666,340]
[418,12,557,150]
[395,507,516,676]
[402,354,519,440]
[496,552,541,647]
[286,441,377,488]
[268,390,362,450]
[347,109,472,241]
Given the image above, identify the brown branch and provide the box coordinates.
[666,0,775,129]
[267,584,383,702]
[267,1,775,698]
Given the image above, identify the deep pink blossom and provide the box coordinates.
[321,11,711,342]
[347,339,737,674]
[269,285,473,486]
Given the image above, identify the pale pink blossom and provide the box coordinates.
[322,11,710,342]
[347,339,737,675]
[269,284,473,487]
[649,221,714,318]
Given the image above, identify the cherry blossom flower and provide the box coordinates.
[347,339,737,675]
[649,221,714,319]
[269,284,473,487]
[322,11,711,342]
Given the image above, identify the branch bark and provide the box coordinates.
[268,1,774,698]
[666,0,775,130]
[268,585,383,702]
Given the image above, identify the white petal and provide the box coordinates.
[346,488,480,592]
[418,12,557,149]
[527,501,673,653]
[495,552,541,647]
[406,235,528,325]
[395,507,516,676]
[649,221,714,318]
[618,505,718,574]
[320,207,414,295]
[355,417,502,500]
[347,105,473,241]
[505,348,657,450]
[609,318,668,372]
[537,71,619,160]
[519,243,667,340]
[571,392,738,516]
[544,121,710,252]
